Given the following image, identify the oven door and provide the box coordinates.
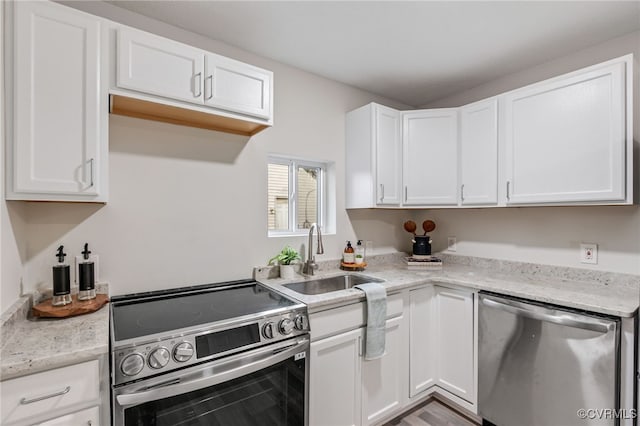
[112,336,309,426]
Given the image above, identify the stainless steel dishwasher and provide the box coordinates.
[478,292,620,426]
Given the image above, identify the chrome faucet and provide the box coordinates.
[303,223,324,275]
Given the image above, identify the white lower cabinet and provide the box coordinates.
[309,310,406,426]
[36,406,99,426]
[434,286,475,404]
[409,286,436,397]
[362,316,407,425]
[309,286,476,425]
[309,328,362,426]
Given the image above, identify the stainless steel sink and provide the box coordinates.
[283,274,384,295]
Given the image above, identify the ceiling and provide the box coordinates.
[108,1,640,107]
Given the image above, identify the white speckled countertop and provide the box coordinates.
[257,253,640,318]
[0,290,110,381]
[2,255,638,381]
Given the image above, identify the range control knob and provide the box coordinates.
[173,342,194,363]
[121,353,145,377]
[262,322,275,339]
[294,315,308,331]
[148,347,171,369]
[279,318,294,335]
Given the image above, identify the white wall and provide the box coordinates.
[417,31,640,275]
[1,1,410,305]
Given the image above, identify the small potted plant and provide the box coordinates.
[269,246,301,279]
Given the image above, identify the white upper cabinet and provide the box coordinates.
[8,1,107,202]
[346,103,402,208]
[115,27,273,123]
[460,98,498,205]
[204,54,272,119]
[345,55,633,210]
[376,105,403,205]
[503,57,631,205]
[117,28,205,105]
[402,109,458,205]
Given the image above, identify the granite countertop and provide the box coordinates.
[0,295,110,381]
[2,254,638,381]
[259,253,640,317]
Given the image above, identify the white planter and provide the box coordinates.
[280,264,295,279]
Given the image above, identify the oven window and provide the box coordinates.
[124,355,305,425]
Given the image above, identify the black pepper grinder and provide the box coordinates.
[78,243,96,301]
[52,245,72,306]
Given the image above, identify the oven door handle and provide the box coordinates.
[116,337,309,407]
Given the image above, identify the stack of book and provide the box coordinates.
[406,256,443,270]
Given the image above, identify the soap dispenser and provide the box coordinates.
[343,241,355,264]
[52,245,72,306]
[355,240,365,264]
[78,243,96,301]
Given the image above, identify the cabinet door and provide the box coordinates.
[409,286,436,397]
[362,316,406,425]
[204,54,272,120]
[375,105,402,205]
[460,98,498,205]
[503,61,627,204]
[309,329,362,426]
[117,28,205,104]
[402,109,458,205]
[36,406,99,426]
[434,287,475,403]
[12,1,103,199]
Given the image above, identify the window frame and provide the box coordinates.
[268,155,327,237]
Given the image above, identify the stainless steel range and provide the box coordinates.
[110,279,309,426]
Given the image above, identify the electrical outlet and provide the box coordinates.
[580,243,598,265]
[447,237,457,252]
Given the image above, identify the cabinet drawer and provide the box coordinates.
[35,405,99,426]
[1,360,99,424]
[311,292,404,340]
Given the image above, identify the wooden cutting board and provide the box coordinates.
[32,294,109,318]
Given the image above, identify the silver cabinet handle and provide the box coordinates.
[193,72,202,97]
[20,386,71,405]
[506,181,510,200]
[89,158,94,188]
[379,184,384,202]
[357,335,363,357]
[205,74,213,100]
[404,186,408,202]
[460,184,465,202]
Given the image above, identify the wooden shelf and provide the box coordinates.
[110,94,269,136]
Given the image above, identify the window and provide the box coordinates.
[268,156,332,235]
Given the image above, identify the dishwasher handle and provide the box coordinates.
[480,295,616,334]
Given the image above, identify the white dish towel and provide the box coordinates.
[354,282,387,360]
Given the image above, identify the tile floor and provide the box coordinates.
[384,398,480,426]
